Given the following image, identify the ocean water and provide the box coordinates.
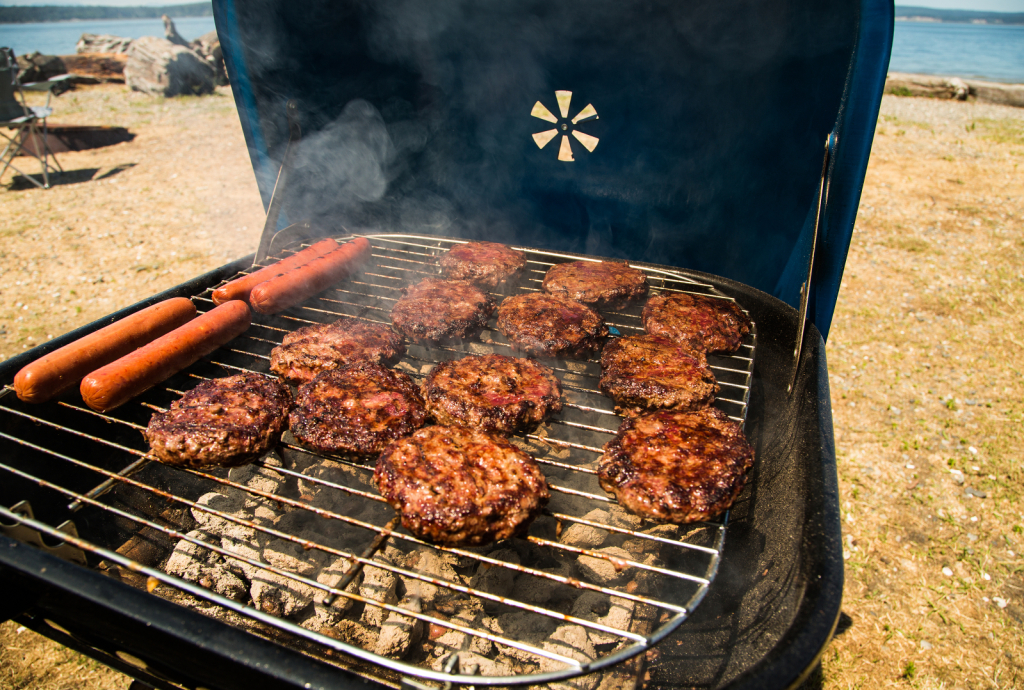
[890,21,1024,83]
[0,17,217,57]
[1,16,1021,84]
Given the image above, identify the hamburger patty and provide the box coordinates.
[439,241,527,289]
[374,425,550,546]
[599,335,719,416]
[496,293,608,358]
[598,407,754,523]
[289,361,427,456]
[542,260,648,308]
[269,319,405,387]
[642,292,752,354]
[145,373,291,468]
[422,354,562,434]
[390,278,495,343]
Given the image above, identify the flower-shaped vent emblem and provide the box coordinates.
[531,90,599,162]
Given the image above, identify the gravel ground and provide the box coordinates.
[1,89,1023,689]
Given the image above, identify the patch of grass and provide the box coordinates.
[885,236,931,253]
[976,118,1024,146]
[888,86,914,98]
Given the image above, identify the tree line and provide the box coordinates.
[0,3,212,23]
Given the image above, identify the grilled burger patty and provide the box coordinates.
[422,354,562,434]
[145,373,291,468]
[496,293,607,358]
[375,425,550,546]
[542,260,648,308]
[599,335,718,416]
[439,241,527,289]
[269,319,405,387]
[598,407,754,523]
[289,361,427,456]
[642,292,752,354]
[390,278,495,343]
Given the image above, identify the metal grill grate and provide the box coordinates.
[0,233,756,687]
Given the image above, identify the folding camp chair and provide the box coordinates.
[0,47,63,189]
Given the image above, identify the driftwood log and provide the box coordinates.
[76,33,133,54]
[191,30,227,86]
[125,36,215,97]
[15,52,66,83]
[61,53,127,83]
[886,72,1024,108]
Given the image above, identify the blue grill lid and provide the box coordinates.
[212,0,892,340]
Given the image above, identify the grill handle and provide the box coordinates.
[254,99,302,266]
[789,131,836,395]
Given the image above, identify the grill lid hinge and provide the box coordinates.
[789,131,836,395]
[0,500,88,566]
[254,99,302,266]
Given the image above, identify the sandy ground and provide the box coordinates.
[1,86,1023,689]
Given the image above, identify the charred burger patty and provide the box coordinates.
[269,319,405,387]
[642,292,752,354]
[422,354,562,434]
[289,361,427,456]
[439,241,527,289]
[374,425,550,546]
[597,407,754,523]
[496,292,607,358]
[145,373,292,468]
[599,334,718,416]
[542,260,648,308]
[390,277,495,343]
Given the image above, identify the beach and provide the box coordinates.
[1,84,1023,689]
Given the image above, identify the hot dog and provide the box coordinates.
[80,301,252,413]
[249,237,372,315]
[211,238,339,306]
[13,297,197,404]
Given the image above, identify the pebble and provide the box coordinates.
[993,597,1008,609]
[920,640,932,650]
[942,567,953,577]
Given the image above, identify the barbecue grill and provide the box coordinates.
[0,2,892,689]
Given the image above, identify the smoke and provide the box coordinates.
[230,0,858,294]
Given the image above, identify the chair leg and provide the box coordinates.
[0,122,50,188]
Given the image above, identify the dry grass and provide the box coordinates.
[821,95,1024,689]
[0,621,128,690]
[0,83,265,362]
[1,86,1023,688]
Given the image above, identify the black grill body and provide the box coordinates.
[1,249,839,690]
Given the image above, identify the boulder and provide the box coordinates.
[76,33,132,54]
[125,37,215,97]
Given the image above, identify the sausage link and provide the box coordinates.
[249,237,371,315]
[80,301,252,413]
[13,297,197,404]
[211,238,339,306]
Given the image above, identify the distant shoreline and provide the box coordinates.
[894,5,1024,25]
[0,3,211,24]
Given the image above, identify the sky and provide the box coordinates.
[1,0,1023,7]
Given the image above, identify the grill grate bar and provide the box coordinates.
[0,234,753,686]
[0,498,594,678]
[0,434,664,646]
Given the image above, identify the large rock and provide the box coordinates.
[125,36,215,97]
[77,33,132,54]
